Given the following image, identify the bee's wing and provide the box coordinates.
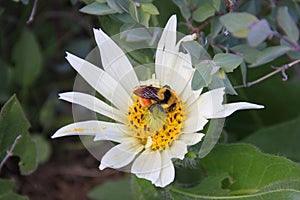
[141,87,161,101]
[134,86,161,101]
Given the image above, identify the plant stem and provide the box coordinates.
[0,135,22,172]
[27,0,38,24]
[234,60,300,89]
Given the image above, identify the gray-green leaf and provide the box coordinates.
[247,19,272,47]
[80,2,117,15]
[213,53,243,72]
[220,12,259,38]
[277,6,299,43]
[192,3,215,22]
[250,46,291,67]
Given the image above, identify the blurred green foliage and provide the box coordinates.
[0,0,300,199]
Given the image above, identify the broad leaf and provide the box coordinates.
[133,176,164,200]
[192,3,215,22]
[0,95,37,174]
[107,0,124,13]
[247,19,272,47]
[170,144,300,199]
[192,61,214,90]
[0,179,28,200]
[88,177,133,200]
[213,53,243,72]
[12,28,42,88]
[208,73,237,95]
[220,13,259,38]
[182,41,211,66]
[231,44,260,64]
[250,46,292,67]
[172,0,191,19]
[243,117,300,162]
[129,2,151,27]
[277,6,299,43]
[80,2,117,15]
[141,3,159,15]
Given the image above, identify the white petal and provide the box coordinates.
[168,52,194,95]
[99,140,143,170]
[131,149,161,183]
[180,85,203,107]
[93,123,130,143]
[52,120,113,138]
[93,29,139,94]
[179,133,205,145]
[182,111,208,133]
[65,52,131,113]
[155,15,177,85]
[189,87,225,118]
[154,151,175,187]
[168,141,188,160]
[211,102,264,118]
[59,92,127,124]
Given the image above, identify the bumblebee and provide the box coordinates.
[133,85,179,112]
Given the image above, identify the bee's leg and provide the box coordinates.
[149,104,166,113]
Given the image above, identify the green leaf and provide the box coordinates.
[12,28,42,88]
[231,44,260,63]
[0,95,37,174]
[250,46,292,67]
[129,3,151,27]
[120,25,153,42]
[277,7,299,43]
[172,0,191,19]
[115,0,130,12]
[243,117,300,162]
[170,144,300,199]
[212,0,221,12]
[210,17,223,39]
[80,2,117,15]
[174,172,231,196]
[213,53,243,72]
[247,19,272,47]
[192,61,214,90]
[208,74,237,95]
[141,3,159,15]
[107,0,124,13]
[133,176,164,200]
[220,13,259,38]
[192,3,215,22]
[0,179,28,200]
[88,177,133,200]
[182,41,211,66]
[199,119,225,158]
[31,134,52,164]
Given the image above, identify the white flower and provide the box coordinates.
[52,15,263,187]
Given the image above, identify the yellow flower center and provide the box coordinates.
[127,90,186,151]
